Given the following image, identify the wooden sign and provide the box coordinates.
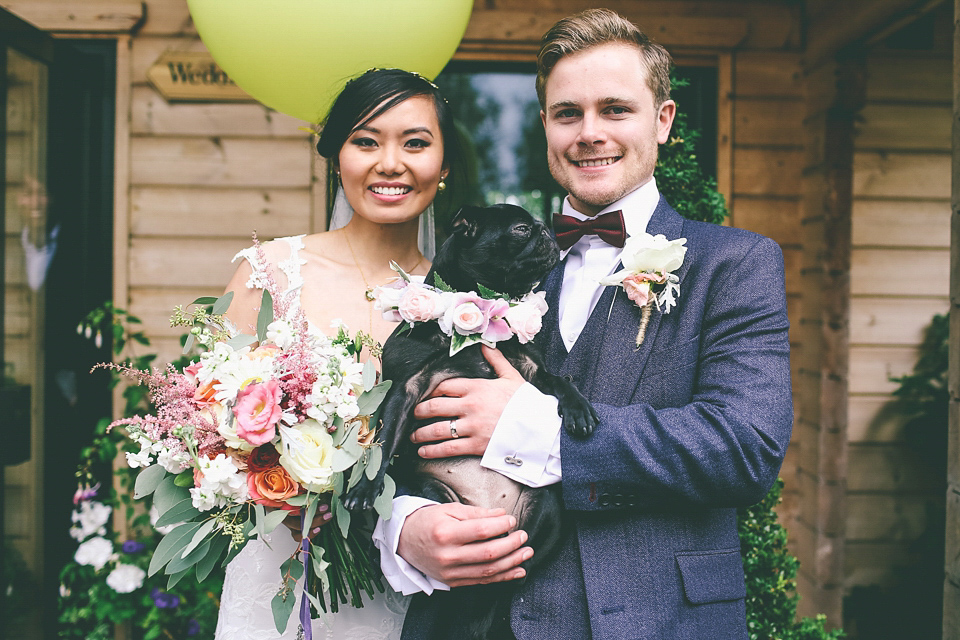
[147,51,252,102]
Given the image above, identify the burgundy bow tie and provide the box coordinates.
[552,210,627,250]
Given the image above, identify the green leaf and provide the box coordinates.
[181,333,196,354]
[254,503,267,540]
[284,494,309,507]
[477,283,505,300]
[357,380,392,416]
[333,496,351,538]
[166,566,192,590]
[347,456,366,490]
[448,333,473,356]
[212,291,234,316]
[133,465,167,499]
[196,534,229,583]
[152,476,186,515]
[303,587,327,617]
[181,518,217,558]
[280,554,305,582]
[256,289,274,343]
[173,470,194,487]
[166,538,211,575]
[433,272,454,292]
[366,447,383,481]
[262,508,291,536]
[373,473,396,521]
[362,359,377,392]
[149,521,203,576]
[309,541,329,579]
[271,589,296,635]
[226,334,257,350]
[192,296,218,305]
[155,497,201,527]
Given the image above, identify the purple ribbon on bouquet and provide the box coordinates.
[299,509,312,640]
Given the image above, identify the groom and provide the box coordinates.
[376,8,793,639]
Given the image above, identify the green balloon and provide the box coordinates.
[187,0,473,123]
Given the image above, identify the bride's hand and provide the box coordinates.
[283,503,333,542]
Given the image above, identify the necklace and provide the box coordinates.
[342,229,424,302]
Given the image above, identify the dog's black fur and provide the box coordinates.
[341,203,598,639]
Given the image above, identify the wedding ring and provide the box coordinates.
[450,419,460,439]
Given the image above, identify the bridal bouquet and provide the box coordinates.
[107,262,394,634]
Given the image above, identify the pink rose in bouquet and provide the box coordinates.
[234,380,283,446]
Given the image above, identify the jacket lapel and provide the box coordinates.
[588,198,687,406]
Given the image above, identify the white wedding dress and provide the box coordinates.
[215,235,410,640]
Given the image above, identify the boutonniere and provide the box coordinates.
[372,263,548,356]
[599,232,687,348]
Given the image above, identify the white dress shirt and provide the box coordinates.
[374,179,662,594]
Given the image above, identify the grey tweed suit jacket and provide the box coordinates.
[405,198,793,640]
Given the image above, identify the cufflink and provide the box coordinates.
[504,455,523,467]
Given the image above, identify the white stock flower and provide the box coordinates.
[265,319,295,349]
[106,563,146,593]
[278,421,336,493]
[156,445,192,474]
[74,536,113,571]
[69,500,113,541]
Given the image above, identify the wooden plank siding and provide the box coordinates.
[122,5,322,358]
[846,47,951,606]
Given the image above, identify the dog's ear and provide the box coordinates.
[449,206,482,239]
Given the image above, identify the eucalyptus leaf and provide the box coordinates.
[357,380,392,416]
[226,334,257,350]
[309,541,330,578]
[191,296,218,305]
[333,497,351,538]
[155,497,201,528]
[373,474,396,521]
[149,522,203,577]
[285,494,309,507]
[166,538,211,575]
[262,508,291,536]
[181,518,216,558]
[254,503,267,540]
[133,465,167,499]
[181,333,195,354]
[271,589,296,635]
[303,587,327,617]
[347,456,366,490]
[362,359,377,392]
[332,443,362,474]
[212,291,234,316]
[366,447,383,481]
[256,289,274,343]
[301,497,319,541]
[167,566,192,590]
[196,534,229,583]
[280,554,304,582]
[152,475,185,515]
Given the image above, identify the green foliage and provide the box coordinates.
[655,77,728,225]
[738,480,844,640]
[58,303,223,639]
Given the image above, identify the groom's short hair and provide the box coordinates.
[536,8,673,110]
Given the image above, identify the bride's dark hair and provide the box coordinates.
[316,68,460,168]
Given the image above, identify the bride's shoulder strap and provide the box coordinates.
[231,235,307,295]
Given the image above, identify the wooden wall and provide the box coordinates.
[121,0,325,365]
[845,44,950,594]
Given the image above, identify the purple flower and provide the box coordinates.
[72,482,100,505]
[121,539,145,554]
[186,619,200,636]
[151,588,180,609]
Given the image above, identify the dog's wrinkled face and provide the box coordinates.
[437,204,559,298]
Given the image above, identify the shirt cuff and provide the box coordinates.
[372,496,451,596]
[480,382,563,487]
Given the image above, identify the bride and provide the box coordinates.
[215,68,462,639]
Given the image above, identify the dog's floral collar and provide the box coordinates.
[599,232,687,347]
[373,262,548,356]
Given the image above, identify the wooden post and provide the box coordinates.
[943,1,960,637]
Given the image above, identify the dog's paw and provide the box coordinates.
[560,396,599,439]
[340,479,382,512]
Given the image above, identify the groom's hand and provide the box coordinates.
[411,346,524,458]
[397,503,533,587]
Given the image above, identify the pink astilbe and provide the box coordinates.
[251,234,297,323]
[275,314,317,421]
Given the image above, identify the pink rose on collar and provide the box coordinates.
[505,303,543,343]
[233,380,283,446]
[398,284,445,324]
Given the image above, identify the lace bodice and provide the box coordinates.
[215,236,410,639]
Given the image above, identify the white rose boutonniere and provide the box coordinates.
[599,232,687,347]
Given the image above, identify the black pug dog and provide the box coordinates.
[342,203,598,639]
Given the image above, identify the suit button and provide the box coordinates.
[598,493,610,506]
